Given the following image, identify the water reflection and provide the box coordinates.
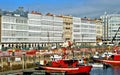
[9,67,120,75]
[112,66,120,75]
[90,67,120,75]
[28,67,119,75]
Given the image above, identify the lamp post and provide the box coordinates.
[81,34,85,58]
[22,52,26,70]
[72,39,76,59]
[47,32,50,51]
[82,34,84,46]
[1,54,3,72]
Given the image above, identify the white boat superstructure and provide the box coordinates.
[89,63,103,68]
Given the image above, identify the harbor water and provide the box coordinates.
[90,67,115,75]
[38,67,120,75]
[2,67,120,75]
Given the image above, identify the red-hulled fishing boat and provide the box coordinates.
[100,27,120,66]
[101,60,120,66]
[100,45,120,66]
[36,41,92,74]
[101,53,120,66]
[38,59,92,74]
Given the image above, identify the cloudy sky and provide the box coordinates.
[0,0,120,18]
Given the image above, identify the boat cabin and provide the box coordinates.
[47,55,79,68]
[51,59,79,68]
[50,55,62,61]
[112,54,120,61]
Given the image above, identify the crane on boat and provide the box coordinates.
[110,27,120,54]
[111,27,120,44]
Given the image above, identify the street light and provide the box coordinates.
[81,34,85,58]
[22,51,26,70]
[81,34,84,46]
[72,39,76,59]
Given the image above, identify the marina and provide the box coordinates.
[0,43,120,75]
[0,0,120,75]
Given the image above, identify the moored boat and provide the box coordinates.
[35,41,93,74]
[97,27,120,67]
[100,54,120,66]
[37,59,92,74]
[101,60,120,66]
[98,46,120,66]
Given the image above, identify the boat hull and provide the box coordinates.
[102,60,120,66]
[39,65,92,74]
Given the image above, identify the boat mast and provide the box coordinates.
[61,33,67,59]
[72,39,75,59]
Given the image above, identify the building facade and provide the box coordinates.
[58,15,73,41]
[73,17,96,46]
[95,19,103,43]
[28,13,63,47]
[1,15,28,49]
[0,9,105,50]
[0,15,1,44]
[72,17,81,45]
[101,14,120,44]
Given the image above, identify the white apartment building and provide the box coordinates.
[73,17,96,46]
[72,17,81,45]
[28,13,63,46]
[0,12,102,50]
[101,14,120,44]
[1,15,28,48]
[0,13,63,50]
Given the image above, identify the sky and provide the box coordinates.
[0,0,120,18]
